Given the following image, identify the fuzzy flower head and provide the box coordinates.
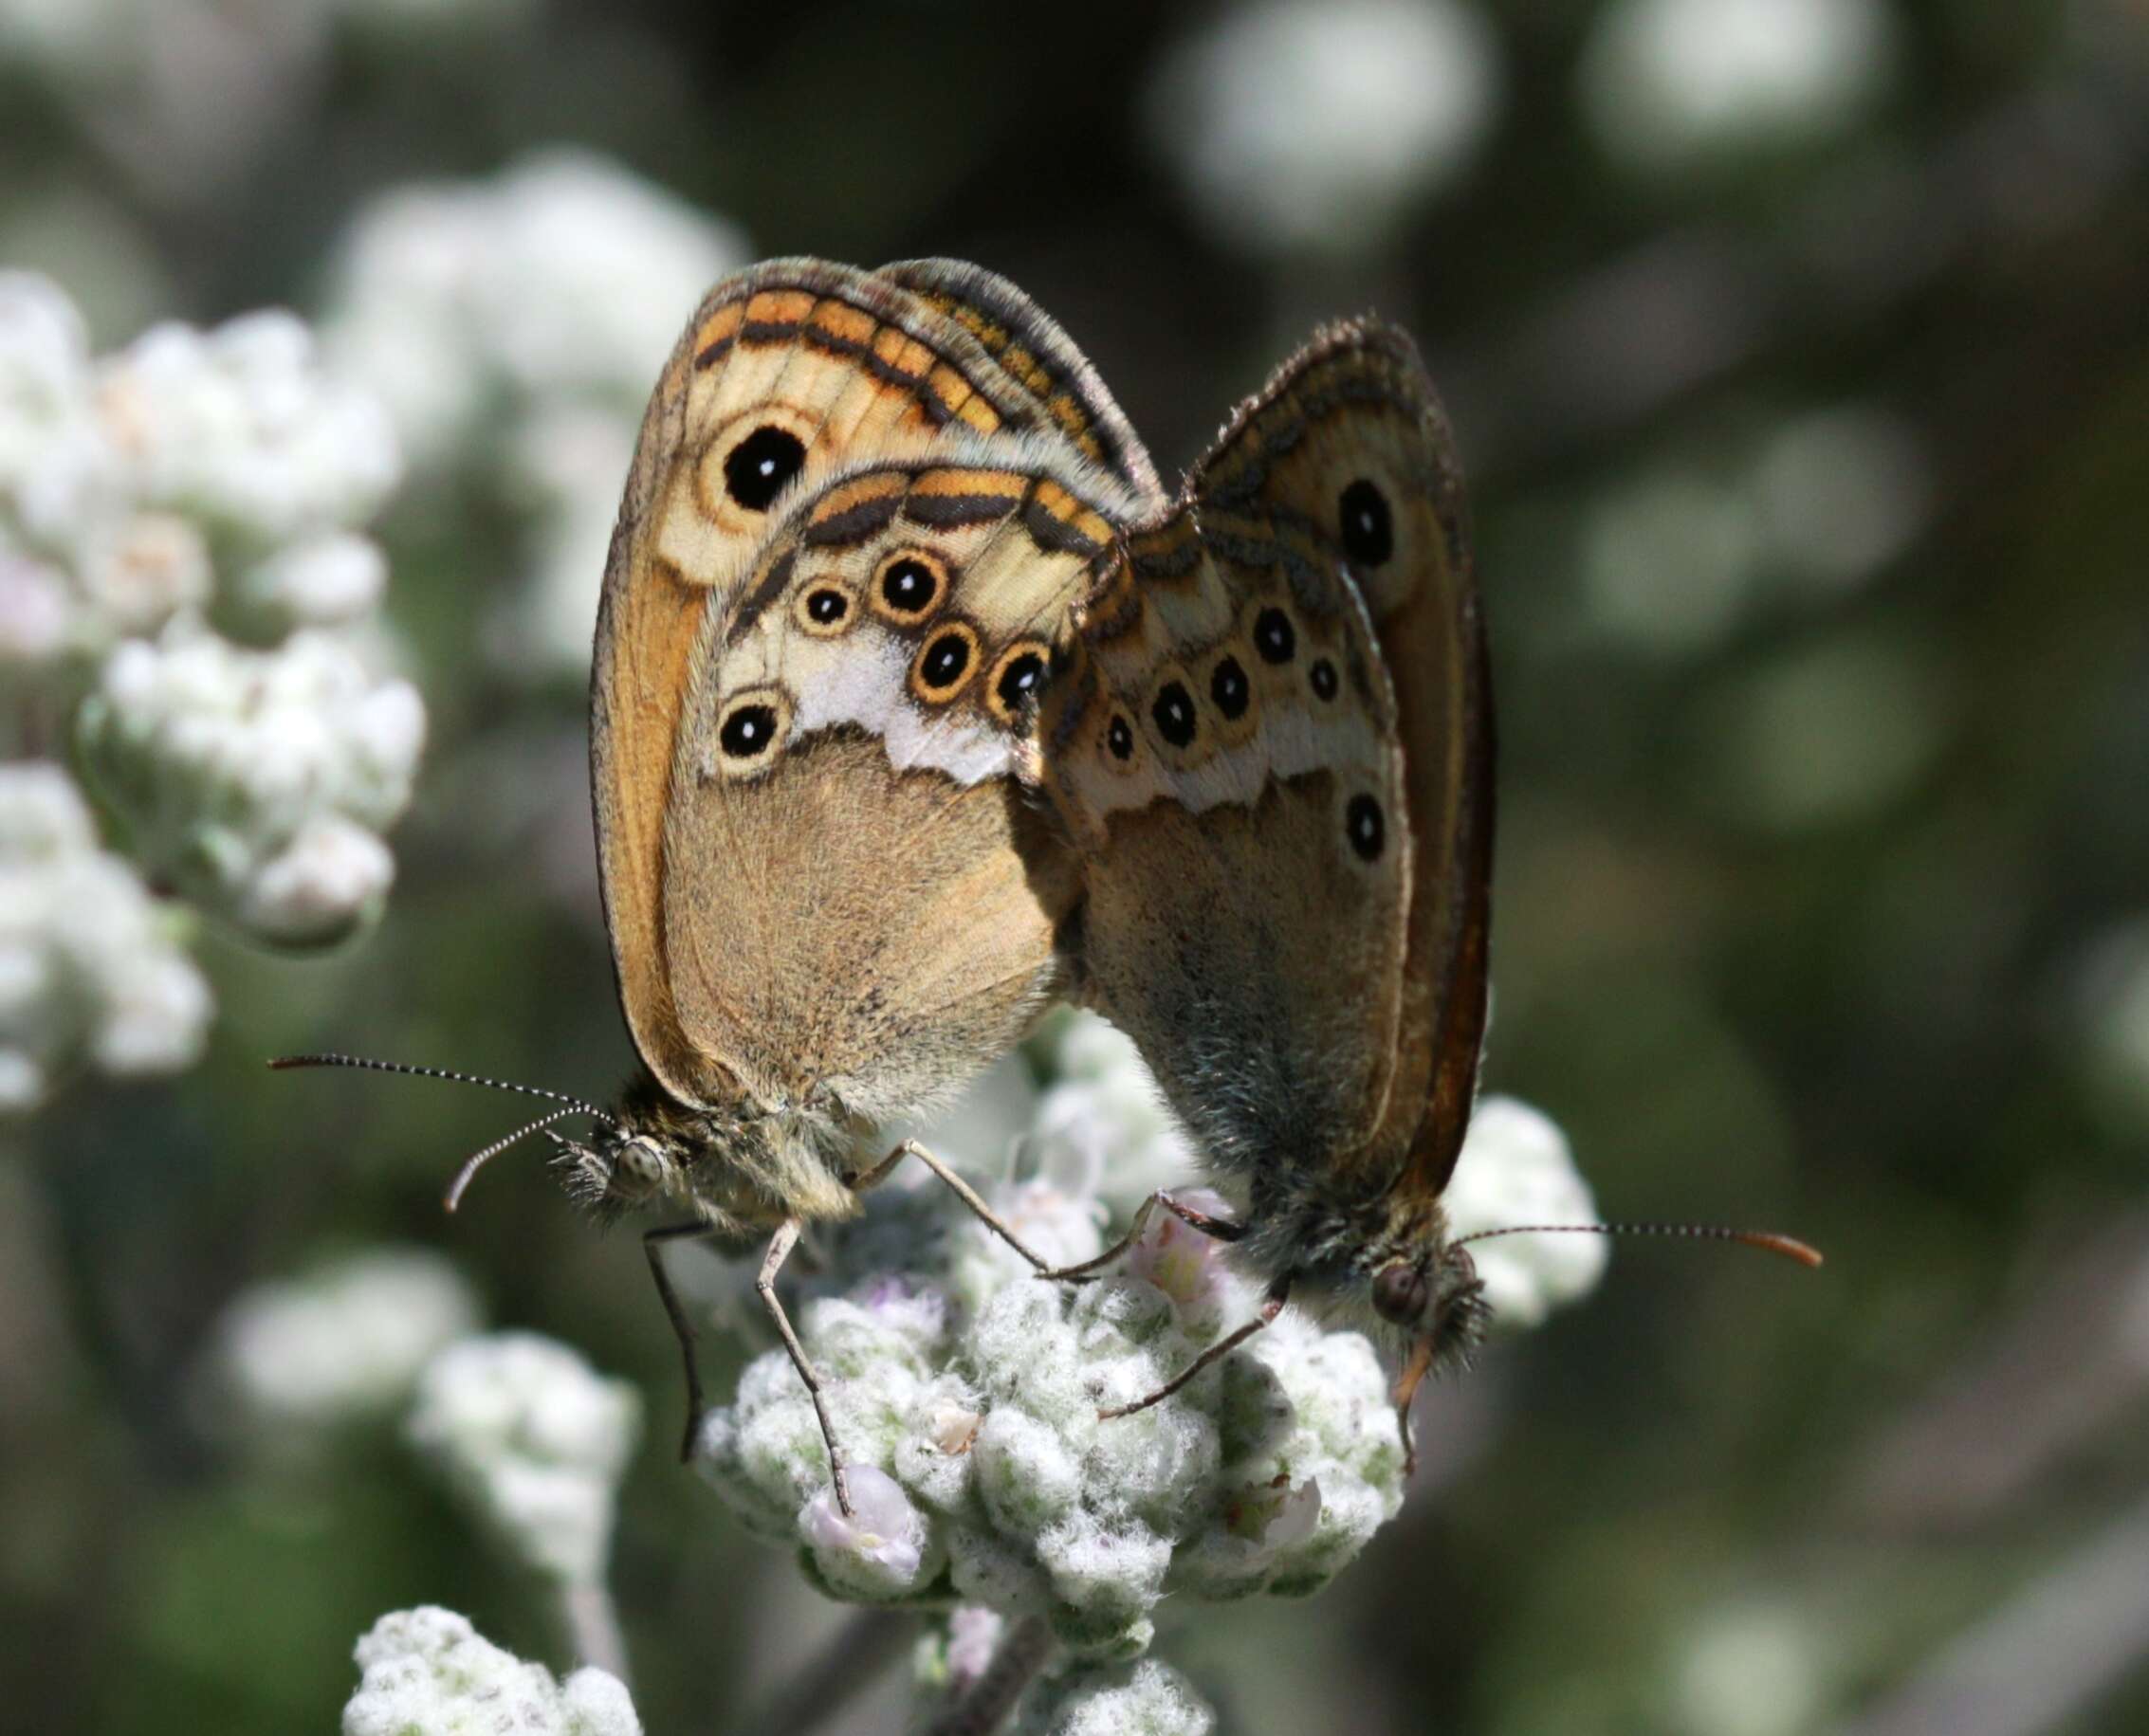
[343,1606,639,1736]
[74,627,425,945]
[322,150,747,672]
[197,1246,482,1446]
[407,1332,642,1586]
[0,760,210,1110]
[1148,0,1502,256]
[697,1019,1605,1659]
[1014,1658,1217,1736]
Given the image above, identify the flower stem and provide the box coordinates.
[922,1615,1055,1736]
[742,1609,912,1736]
[559,1579,629,1685]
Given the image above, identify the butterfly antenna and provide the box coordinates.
[1453,1220,1824,1268]
[268,1052,619,1128]
[443,1106,584,1214]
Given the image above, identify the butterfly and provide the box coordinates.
[280,258,1812,1512]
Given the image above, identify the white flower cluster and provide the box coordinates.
[0,272,418,1106]
[697,1014,1603,1662]
[0,760,210,1109]
[2,275,401,667]
[343,1606,639,1736]
[198,1246,481,1444]
[1579,0,1896,172]
[1440,1096,1609,1328]
[76,628,424,943]
[1148,0,1501,256]
[1016,1659,1217,1736]
[407,1332,642,1588]
[321,150,747,670]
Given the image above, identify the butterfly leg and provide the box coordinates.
[851,1138,1060,1273]
[753,1216,862,1519]
[1038,1188,1245,1282]
[643,1220,721,1462]
[1101,1272,1292,1419]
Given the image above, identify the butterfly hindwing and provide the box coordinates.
[659,458,1127,1133]
[1044,320,1490,1196]
[1195,321,1491,1194]
[1044,503,1415,1179]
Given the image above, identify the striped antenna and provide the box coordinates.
[268,1052,619,1127]
[443,1106,583,1213]
[1453,1221,1823,1268]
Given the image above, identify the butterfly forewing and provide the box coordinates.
[594,259,1154,1109]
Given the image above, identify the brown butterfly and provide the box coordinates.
[281,259,1813,1509]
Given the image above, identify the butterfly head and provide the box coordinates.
[553,1121,686,1214]
[1366,1238,1491,1376]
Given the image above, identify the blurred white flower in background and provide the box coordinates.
[0,272,419,1107]
[97,309,400,552]
[1582,463,1762,657]
[1579,402,1931,658]
[2072,919,2149,1133]
[1701,629,1951,832]
[0,761,210,1109]
[1581,0,1897,173]
[407,1331,642,1588]
[343,1605,640,1736]
[1749,402,1930,593]
[1148,0,1502,256]
[77,629,424,943]
[1441,1095,1609,1328]
[0,0,536,205]
[1672,1597,1827,1736]
[321,149,748,671]
[198,1246,482,1445]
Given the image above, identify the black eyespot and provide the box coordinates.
[805,587,848,625]
[1254,607,1296,665]
[1107,716,1134,760]
[1209,655,1250,721]
[719,704,779,759]
[1310,659,1339,702]
[1371,1262,1430,1326]
[880,558,938,614]
[919,631,971,690]
[1152,682,1197,749]
[1339,478,1393,568]
[724,426,806,511]
[995,651,1046,711]
[1347,793,1385,862]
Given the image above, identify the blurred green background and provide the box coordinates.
[5,0,2147,1730]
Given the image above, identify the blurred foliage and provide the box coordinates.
[4,0,2147,1731]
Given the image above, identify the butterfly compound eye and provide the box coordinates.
[723,425,807,510]
[1339,478,1393,568]
[1371,1262,1430,1326]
